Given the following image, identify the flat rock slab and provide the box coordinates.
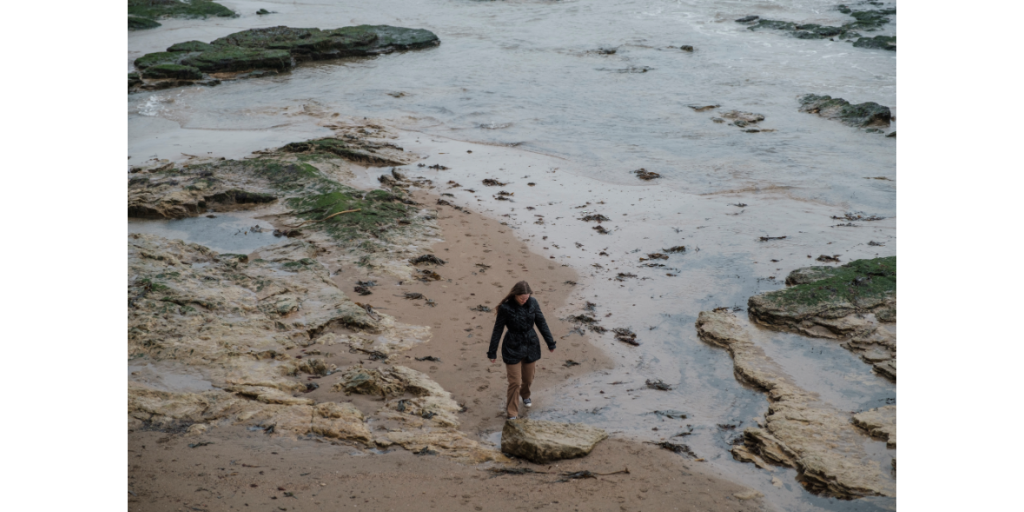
[501,419,607,464]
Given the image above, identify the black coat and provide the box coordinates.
[487,296,556,364]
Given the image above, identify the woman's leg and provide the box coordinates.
[520,360,536,401]
[505,362,523,418]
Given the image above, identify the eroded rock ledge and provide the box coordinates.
[748,256,896,380]
[695,310,895,499]
[129,25,439,92]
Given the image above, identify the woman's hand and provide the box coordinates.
[549,348,555,353]
[489,359,496,363]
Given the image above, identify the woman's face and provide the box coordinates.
[515,293,530,305]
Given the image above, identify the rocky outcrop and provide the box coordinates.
[696,310,895,499]
[130,25,439,93]
[748,256,896,380]
[127,151,417,245]
[128,16,161,30]
[853,406,896,448]
[853,35,896,51]
[736,5,896,51]
[798,94,892,129]
[128,0,236,20]
[501,419,608,463]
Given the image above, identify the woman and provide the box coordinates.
[487,281,556,420]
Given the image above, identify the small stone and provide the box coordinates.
[680,45,694,52]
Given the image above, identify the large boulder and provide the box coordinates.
[501,419,607,463]
[798,94,892,128]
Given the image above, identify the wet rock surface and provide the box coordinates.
[695,310,895,499]
[128,0,236,20]
[798,94,892,129]
[748,256,897,380]
[128,15,161,30]
[737,4,896,51]
[130,25,439,93]
[501,419,608,463]
[853,405,896,448]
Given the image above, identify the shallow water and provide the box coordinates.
[128,209,282,254]
[129,1,897,509]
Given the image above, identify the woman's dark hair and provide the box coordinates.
[496,281,532,314]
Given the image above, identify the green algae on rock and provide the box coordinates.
[749,257,897,380]
[182,47,292,73]
[127,0,236,19]
[166,40,216,53]
[853,35,896,51]
[798,94,892,128]
[130,25,440,93]
[128,15,161,30]
[141,64,204,80]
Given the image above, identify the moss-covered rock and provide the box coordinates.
[853,35,896,51]
[127,0,236,19]
[128,72,142,91]
[182,47,292,73]
[749,257,895,326]
[128,15,161,30]
[141,63,204,80]
[279,138,407,166]
[798,94,891,128]
[134,51,187,70]
[167,40,216,53]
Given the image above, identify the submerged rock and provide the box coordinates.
[501,419,607,463]
[853,35,897,51]
[128,16,161,30]
[798,94,892,128]
[696,310,895,499]
[128,0,236,20]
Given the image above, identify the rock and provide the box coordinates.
[128,0,236,20]
[131,25,439,92]
[128,72,142,91]
[128,16,161,30]
[733,490,763,501]
[257,8,271,15]
[695,310,895,499]
[166,41,216,53]
[886,131,896,138]
[744,7,895,49]
[798,94,892,128]
[720,110,765,124]
[749,257,896,379]
[731,445,770,470]
[279,138,409,167]
[852,406,896,448]
[309,402,372,442]
[182,47,292,73]
[230,385,314,405]
[680,45,694,52]
[141,64,204,80]
[501,419,607,463]
[853,35,896,51]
